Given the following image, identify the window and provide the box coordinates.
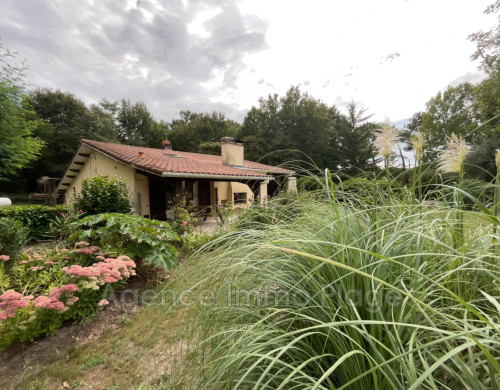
[233,192,247,204]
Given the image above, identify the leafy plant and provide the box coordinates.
[74,175,133,215]
[71,213,180,269]
[172,205,196,236]
[180,231,220,253]
[0,218,28,260]
[119,316,132,327]
[0,205,70,242]
[49,208,83,243]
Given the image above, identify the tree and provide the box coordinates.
[114,99,166,148]
[84,102,120,143]
[168,111,240,153]
[29,89,92,177]
[0,42,43,181]
[0,83,44,181]
[19,90,120,192]
[336,101,377,174]
[469,0,500,75]
[240,86,342,170]
[466,133,500,180]
[418,83,481,161]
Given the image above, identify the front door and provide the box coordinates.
[149,178,175,220]
[198,181,211,206]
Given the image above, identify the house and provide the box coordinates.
[56,137,296,220]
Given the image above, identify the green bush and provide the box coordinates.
[0,218,27,259]
[234,193,306,230]
[337,176,407,203]
[74,175,133,215]
[297,176,324,192]
[71,213,180,270]
[0,205,70,242]
[181,231,220,252]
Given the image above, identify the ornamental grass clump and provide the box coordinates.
[438,133,469,248]
[174,175,500,389]
[411,131,425,200]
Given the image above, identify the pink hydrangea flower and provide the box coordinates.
[0,255,10,261]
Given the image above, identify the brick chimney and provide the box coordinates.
[221,137,244,166]
[162,139,172,151]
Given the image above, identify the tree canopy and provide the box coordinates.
[0,42,43,181]
[167,111,240,154]
[240,86,352,171]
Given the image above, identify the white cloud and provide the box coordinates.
[0,0,496,123]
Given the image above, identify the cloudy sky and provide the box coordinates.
[0,0,496,124]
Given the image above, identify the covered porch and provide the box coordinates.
[135,170,272,221]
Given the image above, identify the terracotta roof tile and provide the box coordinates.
[81,139,293,178]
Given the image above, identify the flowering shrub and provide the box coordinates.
[34,284,79,313]
[172,205,196,235]
[71,213,180,269]
[0,244,136,350]
[0,290,31,320]
[62,255,136,287]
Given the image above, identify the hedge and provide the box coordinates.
[0,205,70,243]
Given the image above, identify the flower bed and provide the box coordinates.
[0,242,136,350]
